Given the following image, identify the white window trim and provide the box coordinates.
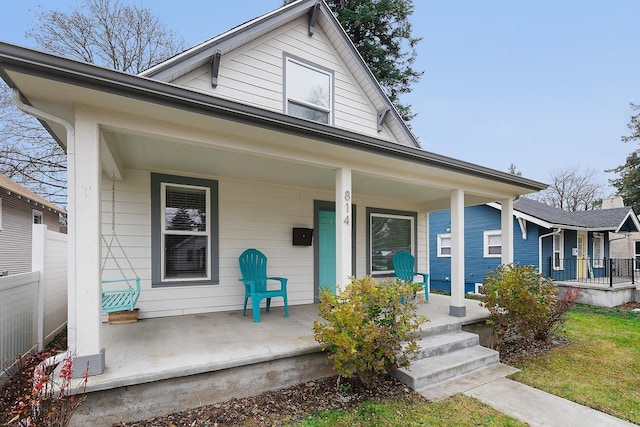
[593,234,604,268]
[0,198,3,230]
[284,55,333,124]
[369,212,415,275]
[160,182,211,282]
[32,209,43,225]
[553,232,564,271]
[437,233,452,258]
[484,230,502,258]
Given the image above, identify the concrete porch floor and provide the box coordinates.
[85,294,490,393]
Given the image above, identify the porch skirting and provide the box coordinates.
[555,282,638,308]
[70,351,335,426]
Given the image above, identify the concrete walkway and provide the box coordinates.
[463,377,637,427]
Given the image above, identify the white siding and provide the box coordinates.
[103,170,428,319]
[0,193,59,276]
[174,17,400,143]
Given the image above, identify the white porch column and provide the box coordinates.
[69,114,104,377]
[450,189,466,317]
[501,197,514,265]
[335,168,352,292]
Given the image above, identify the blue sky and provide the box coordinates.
[2,0,639,194]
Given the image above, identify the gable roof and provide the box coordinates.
[140,0,421,149]
[0,174,65,213]
[490,197,640,233]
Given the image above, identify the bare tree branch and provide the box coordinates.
[533,167,604,211]
[1,0,185,208]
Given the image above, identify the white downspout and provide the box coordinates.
[12,89,77,353]
[539,228,561,274]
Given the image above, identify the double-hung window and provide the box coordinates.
[285,56,333,124]
[553,232,564,270]
[437,234,451,257]
[592,234,604,268]
[368,209,416,275]
[484,230,502,258]
[151,173,218,286]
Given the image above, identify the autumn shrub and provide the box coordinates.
[313,276,428,389]
[481,264,577,348]
[6,352,88,426]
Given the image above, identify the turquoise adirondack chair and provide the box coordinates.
[392,251,429,302]
[238,249,289,322]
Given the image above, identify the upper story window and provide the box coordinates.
[484,230,502,258]
[285,56,333,124]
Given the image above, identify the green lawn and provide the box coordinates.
[289,304,639,426]
[292,394,526,426]
[510,305,640,424]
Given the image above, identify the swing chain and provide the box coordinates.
[111,173,116,235]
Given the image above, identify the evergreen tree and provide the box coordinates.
[609,103,640,213]
[285,0,423,123]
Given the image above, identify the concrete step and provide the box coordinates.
[392,345,500,390]
[418,363,519,401]
[414,330,479,359]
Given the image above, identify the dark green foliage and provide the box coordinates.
[285,0,423,123]
[313,276,427,389]
[609,103,640,213]
[609,151,640,214]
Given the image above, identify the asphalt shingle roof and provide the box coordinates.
[513,197,637,231]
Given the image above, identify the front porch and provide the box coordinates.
[70,294,491,426]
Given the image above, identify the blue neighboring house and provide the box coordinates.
[429,197,640,294]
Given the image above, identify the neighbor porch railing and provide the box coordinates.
[547,257,635,287]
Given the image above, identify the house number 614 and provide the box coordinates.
[344,191,351,225]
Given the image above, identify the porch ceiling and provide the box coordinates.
[104,129,456,206]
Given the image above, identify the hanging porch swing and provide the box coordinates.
[101,174,140,314]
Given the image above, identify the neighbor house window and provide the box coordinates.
[635,241,640,270]
[437,234,451,257]
[0,198,3,230]
[285,56,333,124]
[32,210,43,225]
[553,232,564,270]
[151,173,219,286]
[593,234,604,268]
[484,230,502,258]
[368,209,416,275]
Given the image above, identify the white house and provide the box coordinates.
[0,0,546,376]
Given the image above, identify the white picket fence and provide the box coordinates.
[0,224,67,383]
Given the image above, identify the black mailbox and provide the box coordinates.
[292,228,313,246]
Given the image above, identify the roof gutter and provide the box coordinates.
[11,89,78,356]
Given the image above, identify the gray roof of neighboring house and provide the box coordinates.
[513,197,639,232]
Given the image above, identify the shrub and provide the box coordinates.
[481,264,576,347]
[313,276,428,389]
[7,352,88,426]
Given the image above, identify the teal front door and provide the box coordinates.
[318,210,336,296]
